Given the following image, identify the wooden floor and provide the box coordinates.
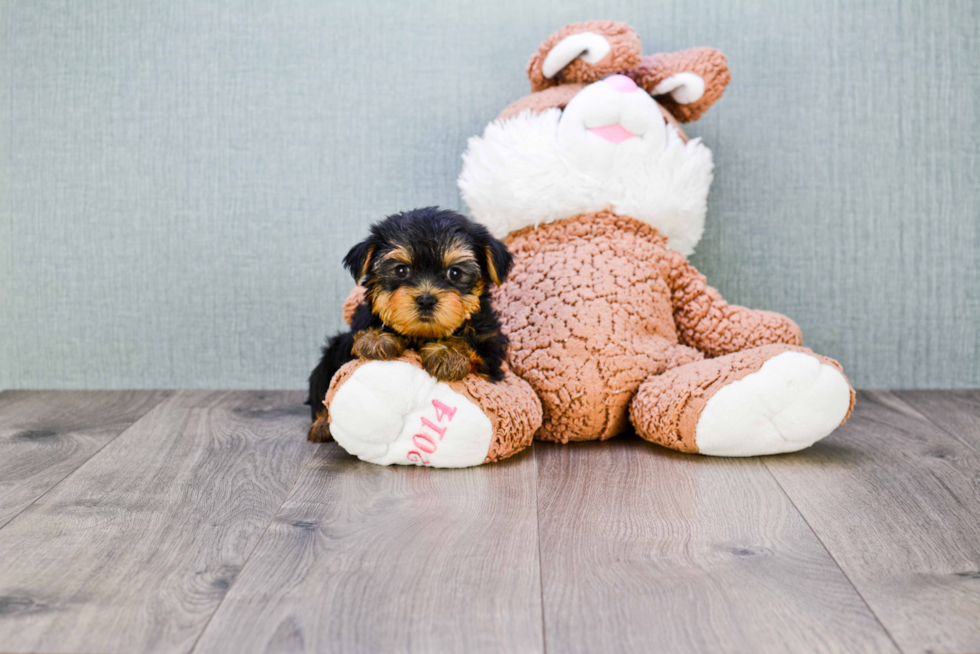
[0,390,977,654]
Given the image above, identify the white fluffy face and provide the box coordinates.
[458,77,715,255]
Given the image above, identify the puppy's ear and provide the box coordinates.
[483,238,513,286]
[343,238,377,283]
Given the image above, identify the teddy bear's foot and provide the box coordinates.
[695,350,853,456]
[630,344,854,456]
[325,359,495,467]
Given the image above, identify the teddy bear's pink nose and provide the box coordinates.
[604,74,638,93]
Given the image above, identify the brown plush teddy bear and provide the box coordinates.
[321,21,854,467]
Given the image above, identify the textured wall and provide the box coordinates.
[1,0,977,390]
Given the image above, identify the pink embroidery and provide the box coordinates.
[407,399,458,465]
[419,416,446,439]
[413,433,437,453]
[432,399,457,422]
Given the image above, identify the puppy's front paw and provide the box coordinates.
[353,328,406,361]
[421,339,472,381]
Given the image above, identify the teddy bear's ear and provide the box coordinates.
[526,21,642,93]
[626,48,731,123]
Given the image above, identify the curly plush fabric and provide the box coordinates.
[527,21,642,93]
[627,49,732,123]
[456,362,543,462]
[494,211,813,442]
[322,350,541,464]
[341,285,367,325]
[664,247,803,356]
[497,84,585,122]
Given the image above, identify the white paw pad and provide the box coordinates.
[695,351,851,457]
[328,361,493,467]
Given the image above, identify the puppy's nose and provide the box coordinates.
[603,74,638,93]
[416,293,437,311]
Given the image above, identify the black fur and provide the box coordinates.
[306,207,513,422]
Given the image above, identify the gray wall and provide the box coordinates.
[1,0,977,390]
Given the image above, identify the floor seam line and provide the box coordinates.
[0,391,172,532]
[889,390,980,456]
[188,440,320,653]
[761,456,906,654]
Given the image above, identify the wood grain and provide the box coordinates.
[0,390,315,654]
[764,391,980,654]
[2,389,978,653]
[192,443,543,654]
[0,390,170,529]
[896,389,980,451]
[534,438,898,654]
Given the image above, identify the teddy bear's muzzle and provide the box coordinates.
[555,76,668,175]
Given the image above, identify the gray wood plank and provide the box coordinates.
[0,390,315,654]
[535,438,898,654]
[192,443,543,654]
[764,391,980,654]
[896,389,980,452]
[0,390,171,529]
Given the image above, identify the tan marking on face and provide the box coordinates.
[373,283,481,339]
[442,240,477,268]
[382,245,413,265]
[461,282,482,318]
[370,287,392,320]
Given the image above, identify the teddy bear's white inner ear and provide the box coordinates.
[652,72,706,104]
[542,32,611,78]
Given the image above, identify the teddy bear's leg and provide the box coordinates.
[321,353,541,468]
[629,344,854,456]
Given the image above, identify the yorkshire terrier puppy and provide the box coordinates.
[306,207,514,442]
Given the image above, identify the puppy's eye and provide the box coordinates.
[394,264,410,279]
[447,267,463,283]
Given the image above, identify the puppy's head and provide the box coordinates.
[344,207,513,339]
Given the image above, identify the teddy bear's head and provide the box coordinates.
[458,21,731,255]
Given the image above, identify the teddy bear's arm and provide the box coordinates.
[667,253,802,358]
[342,286,368,325]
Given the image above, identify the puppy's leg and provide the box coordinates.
[353,328,406,361]
[469,330,509,382]
[307,331,357,440]
[308,410,332,442]
[420,337,475,382]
